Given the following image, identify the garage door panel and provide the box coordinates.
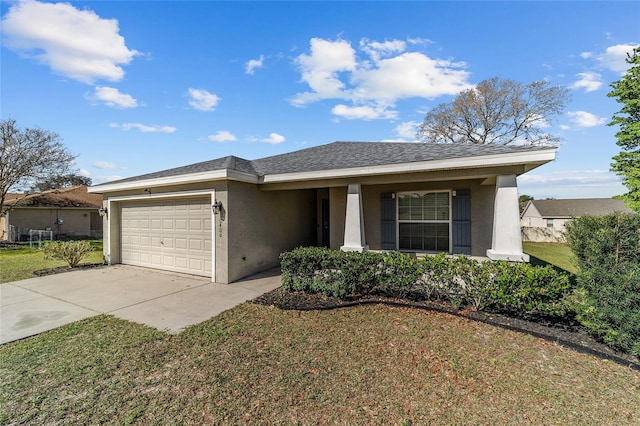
[189,258,204,270]
[189,239,203,250]
[121,198,212,277]
[174,257,188,268]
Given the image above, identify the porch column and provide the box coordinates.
[341,183,369,252]
[486,175,529,262]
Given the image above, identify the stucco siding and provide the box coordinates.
[7,208,95,239]
[226,181,316,283]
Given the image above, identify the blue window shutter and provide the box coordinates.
[381,193,396,250]
[452,189,471,255]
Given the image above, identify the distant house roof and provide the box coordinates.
[5,186,102,209]
[91,141,556,192]
[526,198,633,218]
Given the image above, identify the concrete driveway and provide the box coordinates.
[1,265,281,344]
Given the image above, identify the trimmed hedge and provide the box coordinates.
[280,247,572,317]
[566,213,640,356]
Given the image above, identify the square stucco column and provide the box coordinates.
[487,175,529,262]
[340,183,369,252]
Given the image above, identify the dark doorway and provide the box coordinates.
[321,198,330,248]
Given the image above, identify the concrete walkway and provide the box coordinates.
[1,265,281,344]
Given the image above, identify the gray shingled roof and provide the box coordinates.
[96,141,553,186]
[531,198,633,217]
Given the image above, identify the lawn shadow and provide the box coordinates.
[527,253,578,286]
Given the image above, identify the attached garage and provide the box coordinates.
[120,197,213,277]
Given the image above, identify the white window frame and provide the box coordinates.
[396,190,452,253]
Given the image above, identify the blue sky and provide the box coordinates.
[1,0,639,199]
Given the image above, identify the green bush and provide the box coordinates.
[483,261,572,316]
[43,240,94,268]
[566,213,640,356]
[279,247,572,318]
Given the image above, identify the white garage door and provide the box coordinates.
[120,198,212,277]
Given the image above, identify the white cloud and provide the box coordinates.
[292,38,357,105]
[351,52,471,102]
[260,133,286,144]
[331,104,398,120]
[90,86,138,108]
[291,37,471,121]
[407,37,433,46]
[245,55,265,75]
[519,170,620,186]
[109,122,177,133]
[569,72,603,92]
[78,168,91,177]
[93,175,125,184]
[207,131,237,143]
[596,43,638,73]
[92,161,119,170]
[518,169,625,198]
[360,38,406,62]
[580,52,593,59]
[188,88,220,111]
[395,121,420,140]
[1,0,139,84]
[567,111,607,127]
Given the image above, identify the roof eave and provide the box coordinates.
[261,148,556,184]
[88,169,259,193]
[88,147,556,192]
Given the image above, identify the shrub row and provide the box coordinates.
[280,247,572,317]
[565,213,640,356]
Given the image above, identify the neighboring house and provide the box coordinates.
[521,198,634,242]
[1,186,103,242]
[89,141,556,283]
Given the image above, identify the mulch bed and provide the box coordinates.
[253,287,640,371]
[0,242,24,249]
[33,263,105,277]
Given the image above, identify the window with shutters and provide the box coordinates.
[397,191,451,252]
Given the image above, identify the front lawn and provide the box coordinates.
[1,304,638,424]
[0,240,103,283]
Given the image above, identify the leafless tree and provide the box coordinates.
[0,118,76,218]
[416,77,571,146]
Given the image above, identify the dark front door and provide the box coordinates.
[452,189,471,255]
[321,198,330,248]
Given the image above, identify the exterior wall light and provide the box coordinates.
[212,201,223,215]
[98,206,108,217]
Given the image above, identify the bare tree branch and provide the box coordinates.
[416,77,570,146]
[0,118,77,219]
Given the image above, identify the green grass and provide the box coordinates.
[523,242,577,274]
[0,240,103,283]
[1,304,639,425]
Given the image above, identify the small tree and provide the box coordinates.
[0,118,76,217]
[519,194,534,214]
[608,46,640,212]
[417,77,571,146]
